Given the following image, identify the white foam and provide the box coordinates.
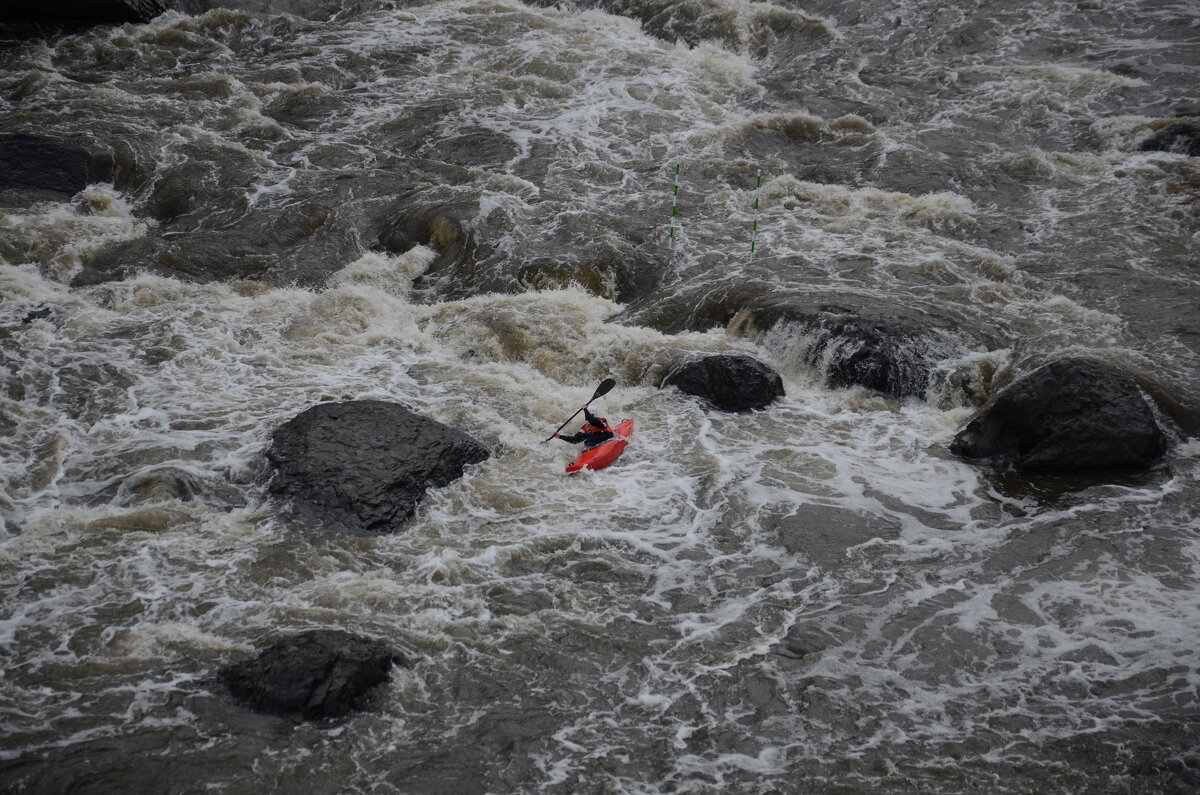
[1,0,1197,786]
[0,188,152,282]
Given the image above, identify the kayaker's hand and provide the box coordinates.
[552,432,560,438]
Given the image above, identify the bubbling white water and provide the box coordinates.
[4,245,1195,790]
[2,0,1198,791]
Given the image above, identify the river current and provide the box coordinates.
[1,1,1198,792]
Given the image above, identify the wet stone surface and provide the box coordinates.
[220,629,401,720]
[266,400,491,533]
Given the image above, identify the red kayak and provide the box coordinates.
[565,419,634,473]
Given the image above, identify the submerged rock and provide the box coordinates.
[378,211,470,264]
[221,630,400,720]
[266,400,490,533]
[661,354,784,412]
[517,241,661,304]
[949,357,1169,472]
[773,503,901,570]
[0,134,115,200]
[171,2,346,21]
[1137,122,1200,157]
[21,307,54,324]
[730,301,965,400]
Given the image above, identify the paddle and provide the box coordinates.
[545,378,616,442]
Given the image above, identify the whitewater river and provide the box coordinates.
[2,1,1198,792]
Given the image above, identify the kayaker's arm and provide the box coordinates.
[582,407,608,429]
[555,431,587,444]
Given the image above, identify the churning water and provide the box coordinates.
[1,0,1198,792]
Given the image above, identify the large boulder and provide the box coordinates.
[661,354,784,412]
[1137,122,1200,157]
[266,401,490,533]
[221,630,400,720]
[730,302,965,400]
[949,358,1169,472]
[0,134,115,200]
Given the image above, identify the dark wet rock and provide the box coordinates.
[266,400,490,533]
[517,260,615,298]
[111,465,245,509]
[73,203,359,287]
[517,242,662,304]
[379,211,473,271]
[424,127,520,170]
[54,360,136,422]
[220,629,401,720]
[720,114,883,186]
[619,279,767,334]
[21,307,53,324]
[661,354,784,412]
[525,0,833,52]
[86,507,200,535]
[0,1,164,35]
[730,300,966,400]
[74,235,269,287]
[775,622,840,661]
[1137,122,1200,157]
[364,185,481,284]
[0,134,115,200]
[73,165,477,289]
[949,358,1169,472]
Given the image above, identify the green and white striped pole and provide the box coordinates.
[749,169,762,260]
[668,163,680,246]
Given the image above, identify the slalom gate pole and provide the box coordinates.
[749,169,762,261]
[668,163,680,247]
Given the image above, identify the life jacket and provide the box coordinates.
[581,417,609,434]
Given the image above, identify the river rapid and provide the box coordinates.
[1,1,1199,792]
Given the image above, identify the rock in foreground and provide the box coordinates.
[267,401,490,533]
[661,354,784,412]
[949,358,1168,471]
[221,630,400,720]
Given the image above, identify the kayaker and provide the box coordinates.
[552,406,614,449]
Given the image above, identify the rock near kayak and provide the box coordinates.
[949,357,1169,472]
[266,400,490,533]
[661,354,784,412]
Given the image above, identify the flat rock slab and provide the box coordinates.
[0,134,114,199]
[221,629,400,720]
[267,400,490,533]
[949,357,1168,472]
[661,354,784,412]
[774,503,902,570]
